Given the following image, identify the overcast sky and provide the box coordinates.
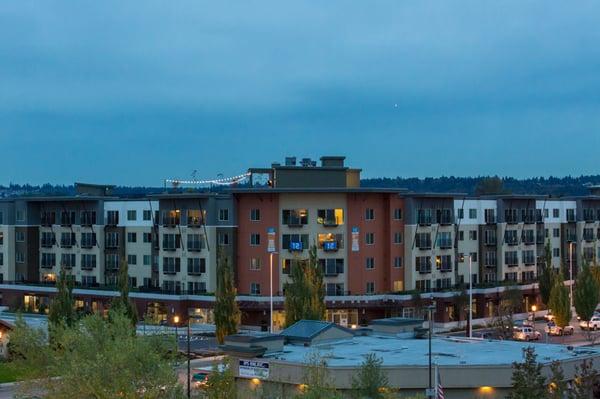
[1,1,599,185]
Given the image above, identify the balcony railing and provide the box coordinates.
[322,219,339,227]
[41,239,54,248]
[187,242,203,252]
[187,218,203,228]
[81,263,96,271]
[438,240,453,250]
[162,217,180,227]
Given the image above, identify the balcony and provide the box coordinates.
[418,266,432,274]
[81,263,96,271]
[322,241,339,252]
[484,239,497,246]
[417,217,432,226]
[41,239,54,248]
[163,268,177,275]
[523,258,536,266]
[187,270,203,276]
[105,241,119,249]
[584,234,595,243]
[162,217,180,228]
[484,261,497,268]
[80,242,94,249]
[506,261,519,268]
[187,218,203,228]
[439,266,452,273]
[439,216,453,226]
[322,219,339,228]
[105,263,119,271]
[438,240,453,250]
[485,213,496,224]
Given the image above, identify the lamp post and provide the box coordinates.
[460,254,473,339]
[531,304,537,326]
[569,241,574,310]
[269,252,278,333]
[427,302,437,398]
[173,315,180,344]
[187,314,203,398]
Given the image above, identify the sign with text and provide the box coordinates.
[239,359,270,379]
[267,227,276,253]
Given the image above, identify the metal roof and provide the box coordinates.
[280,320,352,341]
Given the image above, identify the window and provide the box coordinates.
[416,279,431,292]
[436,232,452,248]
[16,210,24,222]
[60,232,76,247]
[505,272,518,282]
[219,209,229,221]
[187,258,206,275]
[0,232,3,245]
[61,254,76,268]
[326,283,345,296]
[470,252,478,262]
[366,282,375,294]
[317,209,344,225]
[162,210,180,226]
[417,209,433,225]
[0,211,3,224]
[127,210,137,221]
[106,254,119,270]
[282,259,293,275]
[143,233,152,243]
[143,255,151,266]
[365,208,375,220]
[484,209,496,223]
[319,258,344,275]
[457,208,464,219]
[435,255,452,272]
[162,234,181,250]
[505,251,518,266]
[483,230,496,245]
[80,211,96,225]
[469,209,477,219]
[553,208,559,218]
[107,210,119,225]
[553,248,560,257]
[282,234,309,250]
[393,232,402,244]
[0,253,2,265]
[504,230,518,245]
[15,231,25,242]
[484,251,496,267]
[250,208,261,221]
[162,280,181,294]
[567,209,576,222]
[393,208,402,220]
[81,254,97,269]
[250,283,261,295]
[415,233,431,249]
[469,230,477,240]
[143,210,152,221]
[416,256,431,273]
[127,232,137,243]
[188,282,206,294]
[282,209,308,225]
[365,233,375,245]
[250,257,261,270]
[394,256,403,268]
[187,234,204,251]
[317,233,343,250]
[250,233,261,246]
[436,278,452,290]
[127,254,137,265]
[187,210,204,226]
[458,231,464,241]
[41,253,56,268]
[218,232,230,245]
[162,257,181,274]
[82,276,97,286]
[366,257,375,269]
[81,232,96,248]
[553,228,560,238]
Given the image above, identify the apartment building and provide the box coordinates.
[0,157,599,328]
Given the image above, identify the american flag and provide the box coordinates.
[436,366,445,399]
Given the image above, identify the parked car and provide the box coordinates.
[513,326,541,341]
[545,322,574,336]
[579,316,600,330]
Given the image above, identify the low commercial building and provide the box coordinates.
[224,321,600,399]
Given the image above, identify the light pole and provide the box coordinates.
[427,302,437,398]
[531,304,537,324]
[187,314,203,398]
[569,241,574,310]
[468,254,473,339]
[269,252,278,333]
[173,315,180,344]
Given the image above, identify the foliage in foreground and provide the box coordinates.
[214,248,240,344]
[548,272,571,328]
[351,353,391,399]
[10,309,183,399]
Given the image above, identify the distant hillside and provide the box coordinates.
[2,175,600,198]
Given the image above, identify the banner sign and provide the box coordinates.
[352,227,359,252]
[239,360,270,379]
[267,227,276,253]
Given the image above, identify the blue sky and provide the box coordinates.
[1,1,600,185]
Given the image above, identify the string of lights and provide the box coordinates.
[165,172,251,186]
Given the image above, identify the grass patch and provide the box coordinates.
[0,362,20,383]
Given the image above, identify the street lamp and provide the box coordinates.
[187,313,203,398]
[426,302,437,398]
[269,252,278,333]
[531,305,537,324]
[173,315,180,341]
[459,254,474,339]
[569,241,574,310]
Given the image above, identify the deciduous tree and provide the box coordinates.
[351,353,390,399]
[109,256,138,326]
[574,261,600,327]
[539,240,557,307]
[48,267,76,329]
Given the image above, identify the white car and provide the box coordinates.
[513,326,541,341]
[579,316,600,330]
[545,322,574,336]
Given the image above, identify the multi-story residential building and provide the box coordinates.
[0,157,598,328]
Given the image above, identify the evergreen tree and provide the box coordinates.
[574,261,600,326]
[507,347,547,399]
[549,272,572,328]
[570,359,599,399]
[214,248,240,344]
[539,240,557,307]
[48,267,76,328]
[110,257,138,326]
[351,353,390,399]
[284,245,326,327]
[548,361,567,399]
[295,351,341,399]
